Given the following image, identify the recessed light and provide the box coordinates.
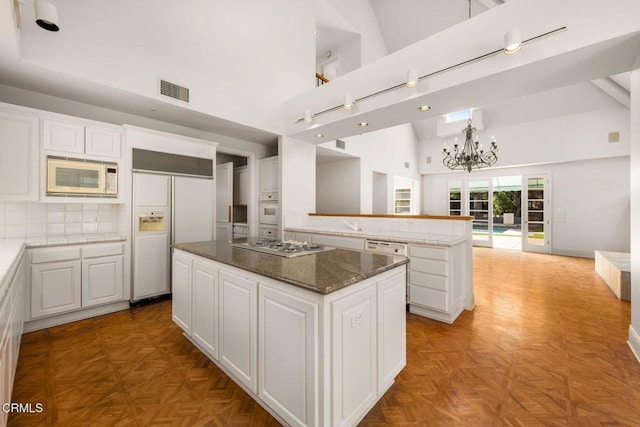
[418,105,431,111]
[358,122,368,127]
[315,133,324,138]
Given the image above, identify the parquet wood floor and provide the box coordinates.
[9,248,640,426]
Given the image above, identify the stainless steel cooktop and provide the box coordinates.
[231,239,334,258]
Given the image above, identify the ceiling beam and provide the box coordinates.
[590,77,630,108]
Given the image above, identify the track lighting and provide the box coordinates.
[504,28,522,55]
[343,94,354,110]
[303,109,313,123]
[406,68,418,88]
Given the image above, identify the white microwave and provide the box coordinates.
[47,156,118,197]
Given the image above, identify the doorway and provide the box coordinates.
[372,171,388,214]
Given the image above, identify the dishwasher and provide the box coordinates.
[365,240,408,256]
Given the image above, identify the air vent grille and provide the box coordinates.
[160,79,190,103]
[336,139,346,150]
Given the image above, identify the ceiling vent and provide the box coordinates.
[336,139,346,150]
[160,79,190,103]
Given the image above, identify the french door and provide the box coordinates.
[522,175,551,253]
[468,179,493,247]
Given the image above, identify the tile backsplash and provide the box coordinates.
[0,202,119,239]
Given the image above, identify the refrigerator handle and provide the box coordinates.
[228,205,232,223]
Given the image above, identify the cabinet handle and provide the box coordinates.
[228,206,232,222]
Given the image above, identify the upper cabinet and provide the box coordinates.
[259,156,278,194]
[233,166,249,205]
[43,119,122,159]
[0,109,40,201]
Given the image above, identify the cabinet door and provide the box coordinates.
[172,251,193,335]
[260,157,278,194]
[42,119,85,154]
[377,271,406,394]
[85,126,122,158]
[192,260,218,359]
[0,110,39,200]
[259,285,318,427]
[81,255,124,307]
[31,260,82,318]
[331,286,377,427]
[219,270,257,393]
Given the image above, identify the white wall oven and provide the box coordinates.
[259,202,278,225]
[47,156,118,197]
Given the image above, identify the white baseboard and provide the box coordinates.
[24,301,130,333]
[628,325,640,364]
[551,248,594,258]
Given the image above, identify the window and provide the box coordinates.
[394,188,411,214]
[445,108,470,123]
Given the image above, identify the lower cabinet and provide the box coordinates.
[171,251,192,335]
[331,286,377,427]
[29,243,125,320]
[1,253,26,426]
[219,270,258,393]
[258,285,318,427]
[407,243,465,323]
[171,249,406,427]
[31,259,82,318]
[192,260,219,358]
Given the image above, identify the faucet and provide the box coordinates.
[342,220,361,232]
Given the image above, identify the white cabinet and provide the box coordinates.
[0,109,39,201]
[170,249,407,427]
[258,285,318,427]
[259,156,279,194]
[331,285,377,427]
[81,243,124,307]
[192,260,218,358]
[0,254,26,426]
[31,259,82,318]
[407,243,465,323]
[42,118,122,158]
[219,270,258,393]
[377,271,406,394]
[29,243,125,319]
[171,251,192,335]
[233,166,249,205]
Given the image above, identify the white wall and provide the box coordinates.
[17,0,316,133]
[316,159,361,213]
[280,136,316,230]
[422,156,630,258]
[324,0,388,66]
[419,107,630,174]
[629,68,640,360]
[319,123,420,213]
[317,35,362,78]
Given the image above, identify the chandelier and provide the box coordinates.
[442,119,498,172]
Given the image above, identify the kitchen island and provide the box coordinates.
[172,240,408,427]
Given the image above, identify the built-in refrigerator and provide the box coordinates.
[131,150,214,301]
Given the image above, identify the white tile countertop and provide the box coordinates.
[284,226,467,247]
[0,233,127,304]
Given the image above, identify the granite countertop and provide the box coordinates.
[174,240,408,295]
[285,226,467,247]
